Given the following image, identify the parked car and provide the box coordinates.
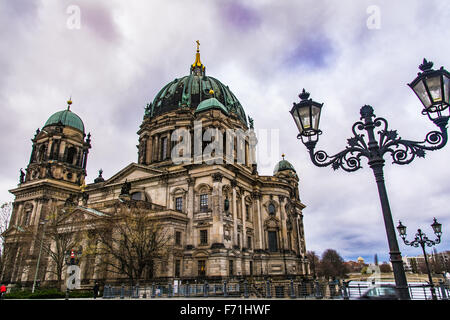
[358,284,400,300]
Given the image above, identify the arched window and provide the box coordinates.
[268,231,278,252]
[268,203,276,215]
[38,144,47,162]
[67,147,77,165]
[23,203,33,226]
[196,184,212,213]
[200,194,208,212]
[171,187,186,213]
[131,192,146,201]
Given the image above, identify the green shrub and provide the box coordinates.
[4,289,33,299]
[29,288,64,299]
[69,290,93,298]
[4,288,93,299]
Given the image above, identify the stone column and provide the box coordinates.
[278,196,288,249]
[30,200,40,227]
[149,136,153,164]
[164,174,170,209]
[245,141,249,167]
[255,193,264,250]
[211,173,224,245]
[154,135,159,161]
[59,141,66,162]
[231,179,238,247]
[241,191,248,277]
[46,138,53,159]
[167,131,172,160]
[186,177,195,247]
[295,213,303,256]
[241,192,247,249]
[296,214,307,275]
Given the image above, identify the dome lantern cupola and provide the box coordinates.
[191,40,205,76]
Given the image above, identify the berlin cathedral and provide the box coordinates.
[2,43,309,288]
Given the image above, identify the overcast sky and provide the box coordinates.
[1,0,449,264]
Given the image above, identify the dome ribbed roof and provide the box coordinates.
[145,43,247,126]
[44,109,85,133]
[147,74,247,125]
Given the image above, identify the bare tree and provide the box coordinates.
[0,202,12,280]
[379,262,392,273]
[0,202,12,253]
[410,258,419,274]
[33,203,84,288]
[92,201,173,286]
[306,251,320,279]
[318,249,349,280]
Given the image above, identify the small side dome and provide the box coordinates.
[273,154,296,175]
[44,101,85,133]
[195,97,229,115]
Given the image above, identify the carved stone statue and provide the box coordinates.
[120,179,131,195]
[94,169,105,183]
[81,192,89,205]
[144,103,152,118]
[224,197,230,212]
[65,194,76,207]
[248,116,254,129]
[19,168,25,183]
[45,162,53,178]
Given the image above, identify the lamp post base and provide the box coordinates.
[389,251,410,300]
[370,161,411,300]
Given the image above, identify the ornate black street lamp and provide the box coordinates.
[397,218,442,300]
[290,59,449,300]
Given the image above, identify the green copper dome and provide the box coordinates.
[44,109,85,133]
[147,74,247,125]
[273,158,296,175]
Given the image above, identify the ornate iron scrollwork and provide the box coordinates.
[305,105,448,171]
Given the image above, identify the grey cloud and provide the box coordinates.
[1,0,449,265]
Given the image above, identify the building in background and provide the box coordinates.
[402,250,450,274]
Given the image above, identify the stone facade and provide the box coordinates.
[2,48,309,287]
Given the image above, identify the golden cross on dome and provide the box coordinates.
[191,40,205,72]
[67,96,72,110]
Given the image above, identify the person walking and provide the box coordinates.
[0,284,7,300]
[93,281,99,299]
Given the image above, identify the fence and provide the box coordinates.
[342,280,450,300]
[102,278,450,300]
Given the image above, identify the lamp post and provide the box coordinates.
[397,218,442,300]
[32,219,48,293]
[290,59,450,300]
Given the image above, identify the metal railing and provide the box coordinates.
[344,280,450,300]
[101,278,450,300]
